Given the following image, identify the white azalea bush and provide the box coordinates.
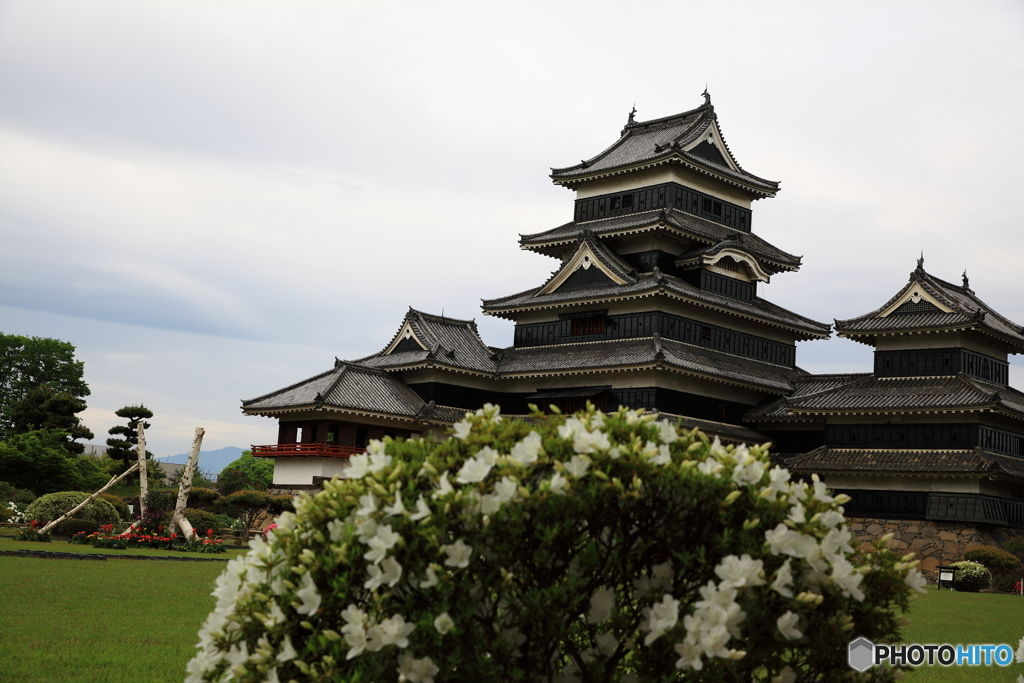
[187,404,924,683]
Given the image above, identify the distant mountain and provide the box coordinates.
[158,446,246,475]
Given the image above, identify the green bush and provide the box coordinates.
[184,508,218,536]
[0,503,11,521]
[24,491,119,524]
[144,488,178,513]
[53,518,98,536]
[213,513,235,531]
[188,487,221,508]
[97,493,129,521]
[951,560,992,592]
[0,480,36,506]
[1002,537,1024,558]
[188,405,923,683]
[964,544,1020,591]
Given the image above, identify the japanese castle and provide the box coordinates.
[244,94,1024,531]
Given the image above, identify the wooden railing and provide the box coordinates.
[251,444,364,459]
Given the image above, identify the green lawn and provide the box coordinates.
[1,536,248,560]
[2,546,1024,682]
[899,587,1024,682]
[0,556,224,683]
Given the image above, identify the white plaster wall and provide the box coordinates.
[273,457,351,486]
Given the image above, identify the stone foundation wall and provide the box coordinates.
[267,485,321,498]
[848,517,1024,581]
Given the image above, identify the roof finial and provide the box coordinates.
[962,270,970,289]
[627,104,637,124]
[702,86,711,106]
[916,251,924,272]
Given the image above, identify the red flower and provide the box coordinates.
[207,528,214,538]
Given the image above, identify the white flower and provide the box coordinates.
[453,418,472,440]
[367,440,392,472]
[588,587,615,623]
[714,554,765,590]
[419,565,440,589]
[1016,635,1024,663]
[379,614,416,648]
[356,517,380,545]
[819,509,845,529]
[644,594,680,645]
[565,454,591,478]
[830,556,865,601]
[327,518,347,542]
[364,524,402,564]
[409,494,432,521]
[776,611,802,640]
[558,417,585,440]
[433,471,454,499]
[905,568,927,593]
[596,632,618,657]
[787,502,806,524]
[366,556,403,590]
[510,431,543,465]
[356,493,377,517]
[731,451,765,487]
[398,653,440,683]
[294,572,321,615]
[345,454,370,479]
[657,420,679,444]
[697,458,724,477]
[384,491,406,517]
[344,623,368,659]
[811,474,834,503]
[276,635,297,662]
[771,559,794,598]
[760,466,791,500]
[574,428,611,454]
[443,539,473,568]
[456,452,494,484]
[772,666,796,683]
[266,667,280,683]
[433,612,455,634]
[549,472,569,495]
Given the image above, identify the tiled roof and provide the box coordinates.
[242,362,430,419]
[520,208,801,272]
[496,336,803,393]
[783,446,1024,479]
[757,373,1024,417]
[549,101,779,197]
[835,265,1024,351]
[481,269,831,339]
[744,373,872,420]
[356,308,498,374]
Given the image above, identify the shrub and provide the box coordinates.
[0,503,11,521]
[144,488,178,513]
[1002,537,1024,558]
[213,513,235,531]
[98,493,129,521]
[188,487,221,509]
[24,491,119,525]
[53,518,98,536]
[964,545,1020,591]
[0,480,36,506]
[183,508,218,536]
[951,560,992,592]
[188,405,923,683]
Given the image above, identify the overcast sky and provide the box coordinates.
[2,1,1023,457]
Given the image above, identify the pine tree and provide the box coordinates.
[106,404,153,475]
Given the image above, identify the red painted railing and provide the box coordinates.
[251,444,364,459]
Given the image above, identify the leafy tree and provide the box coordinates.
[0,429,108,495]
[9,385,94,454]
[189,405,924,683]
[106,404,153,475]
[0,333,89,441]
[216,451,274,494]
[216,489,292,539]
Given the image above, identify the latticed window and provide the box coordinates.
[570,314,607,336]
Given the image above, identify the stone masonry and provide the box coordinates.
[848,517,1024,582]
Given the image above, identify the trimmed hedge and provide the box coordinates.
[98,493,130,521]
[24,491,120,524]
[951,560,992,592]
[183,508,218,536]
[53,518,98,536]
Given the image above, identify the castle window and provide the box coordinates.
[622,195,633,208]
[701,326,712,342]
[356,427,368,447]
[571,314,607,336]
[610,197,621,210]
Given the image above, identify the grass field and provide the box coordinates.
[0,556,223,683]
[0,537,248,560]
[2,537,1024,682]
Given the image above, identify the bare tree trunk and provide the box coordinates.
[137,422,148,521]
[38,461,141,535]
[170,427,205,539]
